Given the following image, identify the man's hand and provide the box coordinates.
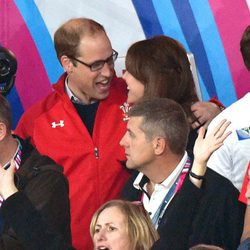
[191,101,222,130]
[0,160,18,200]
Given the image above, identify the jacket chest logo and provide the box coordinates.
[236,126,250,141]
[51,120,65,128]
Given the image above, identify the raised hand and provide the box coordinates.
[190,119,231,187]
[193,119,231,166]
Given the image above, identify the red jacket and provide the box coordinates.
[15,73,130,250]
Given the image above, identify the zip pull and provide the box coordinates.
[94,147,99,159]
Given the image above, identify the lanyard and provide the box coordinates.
[151,157,191,228]
[2,138,22,170]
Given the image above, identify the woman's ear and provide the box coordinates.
[61,55,74,74]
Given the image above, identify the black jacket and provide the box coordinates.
[0,137,74,250]
[122,168,246,250]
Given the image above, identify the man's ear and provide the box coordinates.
[61,55,74,74]
[0,122,7,141]
[153,137,166,155]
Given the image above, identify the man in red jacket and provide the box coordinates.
[15,18,130,250]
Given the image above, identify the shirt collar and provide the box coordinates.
[133,151,188,191]
[65,76,82,104]
[65,76,98,105]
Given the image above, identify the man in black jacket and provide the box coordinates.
[121,98,245,250]
[0,94,74,249]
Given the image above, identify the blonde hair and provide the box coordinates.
[90,200,159,250]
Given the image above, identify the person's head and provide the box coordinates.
[54,18,117,104]
[240,25,250,71]
[90,200,158,250]
[123,35,198,117]
[120,98,189,171]
[0,94,12,136]
[189,244,224,250]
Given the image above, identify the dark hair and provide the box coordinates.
[0,94,12,132]
[128,98,189,155]
[240,25,250,71]
[125,35,198,119]
[54,18,106,62]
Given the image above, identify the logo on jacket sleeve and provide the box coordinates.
[51,120,65,128]
[236,126,250,141]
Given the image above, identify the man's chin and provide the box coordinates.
[125,162,136,170]
[96,90,110,101]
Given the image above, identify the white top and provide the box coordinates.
[207,92,250,191]
[133,152,188,219]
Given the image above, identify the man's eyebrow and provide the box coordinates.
[90,52,113,64]
[127,128,135,135]
[127,128,132,133]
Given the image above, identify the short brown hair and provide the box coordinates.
[240,25,250,70]
[54,18,105,61]
[90,200,159,250]
[129,98,189,155]
[0,94,12,132]
[125,35,198,118]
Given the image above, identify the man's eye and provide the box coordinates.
[92,61,104,68]
[129,132,135,138]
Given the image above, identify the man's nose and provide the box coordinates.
[100,62,113,77]
[120,133,128,147]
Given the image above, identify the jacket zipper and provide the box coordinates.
[94,147,99,159]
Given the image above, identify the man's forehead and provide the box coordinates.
[127,116,143,130]
[78,33,112,58]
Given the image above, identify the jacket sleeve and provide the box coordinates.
[187,170,246,250]
[0,168,74,250]
[221,190,246,250]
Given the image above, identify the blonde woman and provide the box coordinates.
[90,200,159,250]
